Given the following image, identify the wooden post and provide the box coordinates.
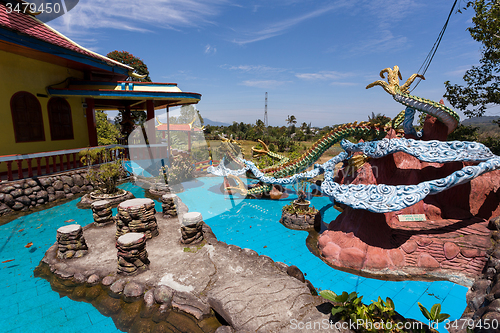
[85,98,98,147]
[36,157,42,176]
[6,161,13,181]
[27,158,33,177]
[188,131,192,153]
[16,160,23,180]
[45,156,50,174]
[167,106,171,166]
[59,154,64,171]
[146,100,155,144]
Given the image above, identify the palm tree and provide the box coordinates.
[286,115,297,139]
[368,112,390,126]
[255,119,265,134]
[286,115,297,126]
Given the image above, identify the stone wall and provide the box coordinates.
[0,169,93,216]
[449,216,500,333]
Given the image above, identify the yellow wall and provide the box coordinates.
[0,49,89,157]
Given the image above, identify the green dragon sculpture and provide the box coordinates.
[216,66,461,197]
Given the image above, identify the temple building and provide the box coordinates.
[0,0,201,179]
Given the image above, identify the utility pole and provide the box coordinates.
[264,92,268,133]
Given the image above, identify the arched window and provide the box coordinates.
[10,92,45,142]
[48,97,74,140]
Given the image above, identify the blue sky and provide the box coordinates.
[50,0,496,127]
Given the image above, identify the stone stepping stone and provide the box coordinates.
[116,232,149,275]
[161,194,178,201]
[119,198,154,209]
[57,224,82,234]
[116,198,158,239]
[161,194,178,218]
[182,212,203,227]
[118,232,146,246]
[181,212,204,244]
[91,200,110,209]
[56,224,88,259]
[91,200,113,226]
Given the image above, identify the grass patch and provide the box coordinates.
[183,241,206,253]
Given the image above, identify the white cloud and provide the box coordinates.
[240,80,290,88]
[50,0,228,34]
[221,64,286,73]
[366,0,421,29]
[330,82,357,86]
[231,1,352,45]
[444,65,476,78]
[347,29,407,54]
[295,71,353,80]
[204,44,217,54]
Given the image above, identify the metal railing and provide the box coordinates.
[0,143,219,182]
[0,145,123,182]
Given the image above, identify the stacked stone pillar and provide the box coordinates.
[116,232,149,275]
[91,200,113,226]
[56,224,88,259]
[161,194,178,218]
[181,212,204,245]
[116,198,159,239]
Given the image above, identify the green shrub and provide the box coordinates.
[79,147,124,195]
[161,154,195,184]
[320,290,410,333]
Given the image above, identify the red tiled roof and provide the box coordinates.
[0,3,132,70]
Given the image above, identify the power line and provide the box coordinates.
[411,0,458,92]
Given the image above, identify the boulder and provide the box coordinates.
[12,202,24,210]
[72,174,84,187]
[16,196,31,206]
[53,180,63,191]
[71,186,81,194]
[3,194,14,207]
[61,175,74,187]
[1,186,15,193]
[10,189,22,198]
[27,179,38,187]
[36,190,48,200]
[39,178,52,187]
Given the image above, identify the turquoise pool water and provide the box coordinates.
[0,177,467,332]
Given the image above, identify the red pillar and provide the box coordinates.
[188,131,192,153]
[85,98,98,147]
[146,100,156,144]
[27,158,33,177]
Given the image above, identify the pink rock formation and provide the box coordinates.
[318,116,500,282]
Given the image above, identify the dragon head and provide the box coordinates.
[366,66,424,95]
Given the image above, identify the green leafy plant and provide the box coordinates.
[320,290,413,333]
[79,147,125,195]
[255,154,276,169]
[418,302,450,326]
[320,290,363,322]
[282,204,318,216]
[106,50,151,82]
[160,154,195,185]
[293,180,310,204]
